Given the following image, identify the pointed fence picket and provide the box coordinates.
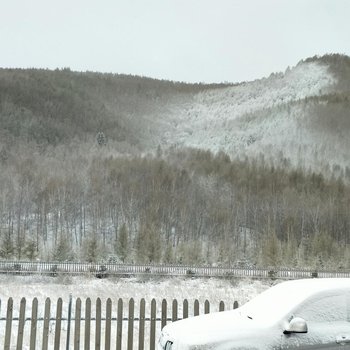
[0,297,239,349]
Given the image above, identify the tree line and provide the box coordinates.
[0,146,349,269]
[1,62,350,269]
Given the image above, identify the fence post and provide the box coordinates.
[54,298,63,350]
[105,298,112,350]
[66,294,72,350]
[172,299,178,322]
[150,299,156,350]
[116,298,123,350]
[16,297,26,350]
[74,298,81,350]
[194,300,199,316]
[161,299,167,329]
[85,298,91,350]
[30,298,38,350]
[95,298,102,350]
[183,299,188,319]
[127,298,134,350]
[204,300,210,314]
[4,297,13,350]
[138,298,145,350]
[42,298,51,350]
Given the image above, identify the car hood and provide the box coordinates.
[160,309,276,349]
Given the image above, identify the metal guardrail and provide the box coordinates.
[0,261,349,279]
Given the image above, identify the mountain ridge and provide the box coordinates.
[1,53,349,177]
[1,54,350,266]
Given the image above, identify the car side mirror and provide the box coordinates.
[284,317,308,334]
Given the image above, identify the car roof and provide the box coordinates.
[266,278,350,303]
[241,278,350,322]
[272,278,350,295]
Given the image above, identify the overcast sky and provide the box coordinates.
[1,0,349,83]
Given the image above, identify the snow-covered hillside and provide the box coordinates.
[159,59,349,176]
[1,56,349,177]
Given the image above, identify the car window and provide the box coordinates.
[296,294,347,323]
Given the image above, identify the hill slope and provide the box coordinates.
[1,54,350,176]
[161,55,350,176]
[1,55,350,267]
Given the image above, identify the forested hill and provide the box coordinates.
[0,67,228,152]
[0,54,350,268]
[1,54,350,176]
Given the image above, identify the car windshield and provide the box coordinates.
[239,282,313,323]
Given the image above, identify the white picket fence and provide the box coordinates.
[0,296,239,350]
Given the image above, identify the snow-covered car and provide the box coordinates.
[158,278,350,349]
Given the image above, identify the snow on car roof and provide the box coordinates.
[161,278,350,349]
[240,278,350,323]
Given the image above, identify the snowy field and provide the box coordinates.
[0,274,273,349]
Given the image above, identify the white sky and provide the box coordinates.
[0,0,349,83]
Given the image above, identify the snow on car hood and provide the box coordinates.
[160,279,350,349]
[161,309,276,349]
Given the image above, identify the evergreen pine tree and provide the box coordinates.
[0,232,14,259]
[23,240,38,261]
[83,235,100,263]
[116,223,128,262]
[262,231,280,267]
[53,236,73,261]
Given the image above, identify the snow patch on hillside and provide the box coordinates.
[161,61,343,173]
[168,62,334,149]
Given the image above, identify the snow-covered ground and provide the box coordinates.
[0,275,272,349]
